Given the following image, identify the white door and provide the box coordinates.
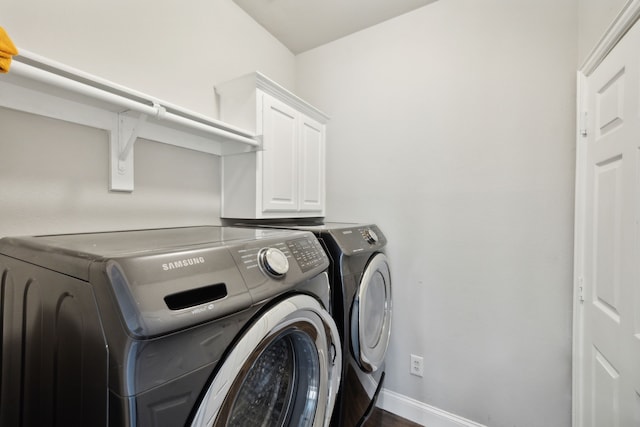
[298,116,325,213]
[575,16,640,427]
[261,94,299,213]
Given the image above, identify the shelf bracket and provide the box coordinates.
[109,103,166,192]
[255,134,264,150]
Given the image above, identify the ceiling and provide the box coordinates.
[233,0,438,54]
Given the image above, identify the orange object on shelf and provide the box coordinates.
[0,26,18,73]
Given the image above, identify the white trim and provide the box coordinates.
[255,71,330,124]
[580,0,640,76]
[215,71,330,124]
[572,71,589,427]
[378,388,486,427]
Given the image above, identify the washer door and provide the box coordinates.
[351,253,392,373]
[191,294,341,427]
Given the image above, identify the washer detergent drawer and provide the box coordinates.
[99,246,252,338]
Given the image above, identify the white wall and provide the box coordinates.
[295,1,577,426]
[0,108,222,235]
[2,0,295,117]
[0,0,295,237]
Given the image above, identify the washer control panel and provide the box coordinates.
[286,236,326,272]
[232,231,328,292]
[230,231,328,303]
[258,247,290,278]
[236,241,291,276]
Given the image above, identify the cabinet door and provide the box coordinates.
[261,95,299,212]
[298,116,325,213]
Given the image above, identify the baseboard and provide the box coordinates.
[377,388,487,427]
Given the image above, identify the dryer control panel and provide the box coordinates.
[328,224,387,256]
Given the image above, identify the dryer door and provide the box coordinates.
[190,294,341,427]
[351,253,392,373]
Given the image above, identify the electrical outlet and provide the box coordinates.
[410,354,424,377]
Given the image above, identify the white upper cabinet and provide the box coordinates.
[216,72,328,219]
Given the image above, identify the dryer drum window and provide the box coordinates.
[352,253,392,373]
[363,270,388,348]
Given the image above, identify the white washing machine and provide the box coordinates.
[0,226,341,426]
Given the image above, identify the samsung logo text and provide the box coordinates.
[162,257,206,271]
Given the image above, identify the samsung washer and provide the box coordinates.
[0,226,341,427]
[233,222,392,427]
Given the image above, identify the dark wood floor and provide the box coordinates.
[363,408,423,427]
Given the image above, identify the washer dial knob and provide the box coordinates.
[363,228,379,244]
[258,248,289,278]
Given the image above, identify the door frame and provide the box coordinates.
[573,2,640,426]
